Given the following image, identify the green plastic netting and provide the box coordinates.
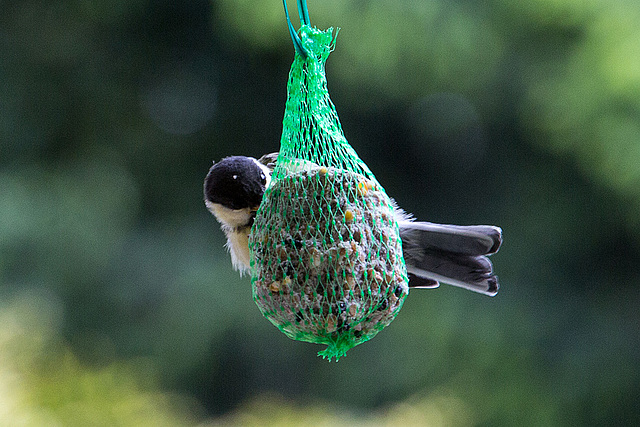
[249,26,409,361]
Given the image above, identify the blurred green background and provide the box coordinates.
[1,0,639,425]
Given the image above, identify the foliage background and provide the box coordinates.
[1,0,639,425]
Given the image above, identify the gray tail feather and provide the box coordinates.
[398,221,502,256]
[405,251,499,296]
[400,221,502,296]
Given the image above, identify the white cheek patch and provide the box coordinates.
[206,201,253,230]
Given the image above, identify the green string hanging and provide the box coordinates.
[249,2,409,361]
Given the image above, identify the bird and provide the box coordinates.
[204,153,502,296]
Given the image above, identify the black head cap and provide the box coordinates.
[204,156,267,210]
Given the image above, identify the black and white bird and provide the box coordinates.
[204,153,502,296]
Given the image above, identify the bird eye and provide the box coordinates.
[260,172,266,184]
[232,175,238,180]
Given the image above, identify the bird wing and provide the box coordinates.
[257,152,279,169]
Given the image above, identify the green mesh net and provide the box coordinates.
[249,26,409,361]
